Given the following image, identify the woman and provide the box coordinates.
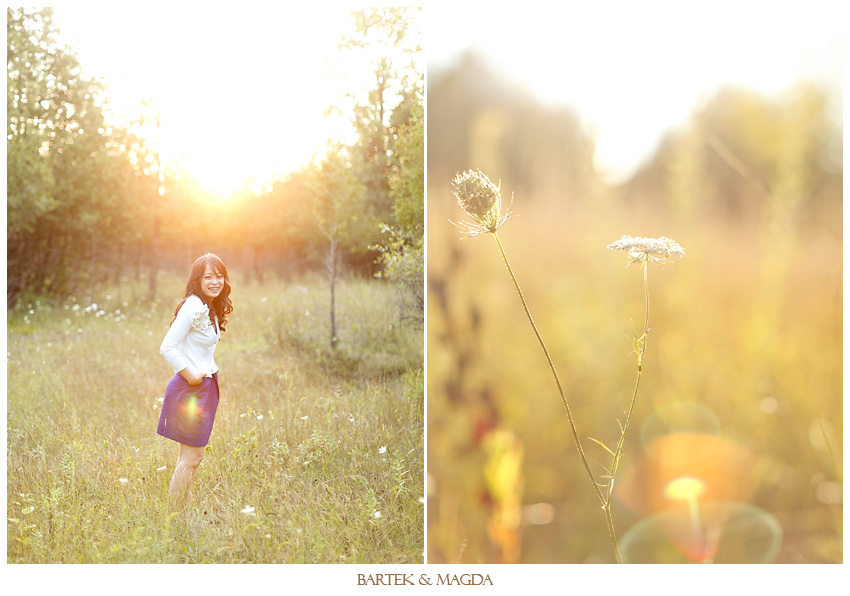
[157,253,233,511]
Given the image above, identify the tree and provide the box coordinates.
[336,8,423,239]
[7,8,161,307]
[8,8,109,304]
[309,150,366,349]
[373,98,424,324]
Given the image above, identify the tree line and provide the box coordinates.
[427,50,841,233]
[7,7,424,315]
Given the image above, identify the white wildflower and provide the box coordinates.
[378,446,387,454]
[607,235,685,265]
[451,169,512,236]
[241,506,256,515]
[373,511,382,519]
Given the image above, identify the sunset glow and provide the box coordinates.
[51,6,407,198]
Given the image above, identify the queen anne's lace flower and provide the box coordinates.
[451,169,512,236]
[191,304,211,331]
[607,236,685,264]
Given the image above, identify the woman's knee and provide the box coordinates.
[180,445,204,469]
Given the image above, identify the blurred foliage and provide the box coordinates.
[427,52,841,563]
[373,99,425,325]
[7,8,424,318]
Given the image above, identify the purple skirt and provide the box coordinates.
[157,373,220,447]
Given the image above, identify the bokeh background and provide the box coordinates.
[425,2,842,563]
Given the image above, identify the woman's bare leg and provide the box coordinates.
[169,443,204,511]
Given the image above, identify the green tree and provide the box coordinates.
[7,7,158,306]
[309,150,366,349]
[336,8,423,240]
[373,98,424,323]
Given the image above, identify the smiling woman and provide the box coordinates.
[158,253,233,511]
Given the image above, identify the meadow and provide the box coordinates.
[7,271,424,564]
[426,187,842,564]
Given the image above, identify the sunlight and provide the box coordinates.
[51,5,384,198]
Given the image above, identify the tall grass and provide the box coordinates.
[7,272,423,563]
[427,186,842,563]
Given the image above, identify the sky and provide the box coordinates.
[50,4,403,197]
[426,0,844,183]
[43,2,843,191]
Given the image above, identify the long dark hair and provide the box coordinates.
[170,253,233,332]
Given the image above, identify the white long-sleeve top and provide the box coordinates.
[159,294,220,377]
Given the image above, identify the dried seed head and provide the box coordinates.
[451,169,511,236]
[608,235,685,264]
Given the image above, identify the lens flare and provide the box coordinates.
[620,502,782,563]
[665,476,705,502]
[183,394,203,417]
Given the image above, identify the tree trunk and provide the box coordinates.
[148,211,159,301]
[328,235,338,350]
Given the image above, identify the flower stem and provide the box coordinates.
[605,260,651,561]
[491,232,622,560]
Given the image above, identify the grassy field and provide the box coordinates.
[426,188,842,564]
[7,272,424,564]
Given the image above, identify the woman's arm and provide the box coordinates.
[160,296,202,380]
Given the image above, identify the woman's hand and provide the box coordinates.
[179,368,204,386]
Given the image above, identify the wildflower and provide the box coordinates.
[378,446,387,454]
[607,235,685,265]
[241,506,256,515]
[119,478,129,484]
[451,169,512,236]
[373,511,382,519]
[256,414,263,420]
